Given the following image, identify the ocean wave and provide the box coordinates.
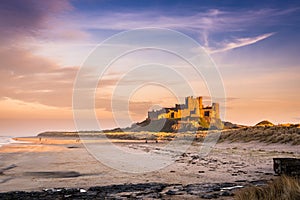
[0,136,13,147]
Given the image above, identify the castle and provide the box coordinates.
[148,96,220,123]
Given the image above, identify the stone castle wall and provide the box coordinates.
[148,96,220,122]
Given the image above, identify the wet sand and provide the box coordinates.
[0,137,299,199]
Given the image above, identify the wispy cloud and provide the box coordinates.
[70,7,298,53]
[207,32,275,54]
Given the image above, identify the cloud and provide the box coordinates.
[207,32,275,54]
[0,0,73,44]
[72,7,298,52]
[0,45,78,108]
[95,97,158,117]
[0,1,298,123]
[0,0,91,109]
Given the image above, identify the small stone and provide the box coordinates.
[181,153,188,157]
[201,193,219,199]
[79,189,86,193]
[235,180,247,183]
[220,191,233,196]
[166,190,177,195]
[264,172,273,175]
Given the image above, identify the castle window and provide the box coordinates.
[204,111,210,117]
[190,108,196,115]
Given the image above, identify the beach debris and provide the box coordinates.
[79,189,87,193]
[43,188,62,192]
[273,158,300,176]
[221,185,244,190]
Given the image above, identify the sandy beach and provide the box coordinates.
[0,136,299,199]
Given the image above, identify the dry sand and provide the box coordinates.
[0,137,299,197]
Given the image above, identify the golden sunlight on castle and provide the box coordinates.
[148,96,220,123]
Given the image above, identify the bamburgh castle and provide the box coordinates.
[148,96,220,123]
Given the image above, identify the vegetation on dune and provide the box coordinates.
[219,125,300,145]
[235,175,300,200]
[38,120,300,145]
[255,120,274,127]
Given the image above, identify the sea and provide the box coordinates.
[0,136,15,148]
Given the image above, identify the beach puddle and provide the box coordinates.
[23,171,81,178]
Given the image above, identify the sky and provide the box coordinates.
[0,0,300,136]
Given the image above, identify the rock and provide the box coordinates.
[0,182,246,199]
[237,170,247,174]
[165,189,178,195]
[235,180,247,183]
[201,193,219,199]
[264,172,273,175]
[273,158,300,176]
[219,191,233,196]
[191,155,200,160]
[181,153,188,157]
[219,182,237,188]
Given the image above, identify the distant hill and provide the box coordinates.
[255,120,274,127]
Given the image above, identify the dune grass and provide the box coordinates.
[219,125,300,145]
[235,175,300,200]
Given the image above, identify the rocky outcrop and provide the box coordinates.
[0,181,255,199]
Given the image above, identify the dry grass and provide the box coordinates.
[219,125,300,145]
[235,175,300,200]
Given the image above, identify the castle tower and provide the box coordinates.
[197,96,204,118]
[184,96,204,118]
[212,103,220,119]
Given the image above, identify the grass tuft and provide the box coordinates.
[235,175,300,200]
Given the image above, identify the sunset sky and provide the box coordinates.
[1,0,300,136]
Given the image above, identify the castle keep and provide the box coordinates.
[148,96,220,122]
